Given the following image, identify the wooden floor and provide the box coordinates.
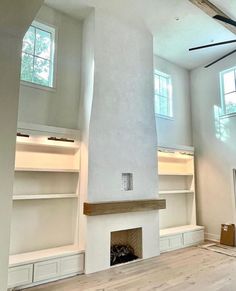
[23,246,236,291]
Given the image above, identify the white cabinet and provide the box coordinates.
[60,254,84,276]
[9,251,85,288]
[158,145,204,252]
[160,234,183,252]
[183,230,204,246]
[8,124,83,289]
[160,226,204,253]
[34,259,60,282]
[8,264,33,288]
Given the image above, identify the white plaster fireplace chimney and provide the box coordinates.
[79,7,163,274]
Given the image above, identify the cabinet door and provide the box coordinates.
[183,230,204,246]
[8,264,33,288]
[60,254,84,276]
[34,259,60,282]
[169,234,183,249]
[160,238,170,252]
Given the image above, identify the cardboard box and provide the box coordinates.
[220,224,235,246]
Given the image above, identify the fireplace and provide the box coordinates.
[110,227,142,266]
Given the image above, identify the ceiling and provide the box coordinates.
[45,0,236,70]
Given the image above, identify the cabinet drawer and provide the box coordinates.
[183,230,204,246]
[60,254,84,276]
[34,259,60,282]
[8,264,33,288]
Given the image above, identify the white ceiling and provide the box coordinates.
[45,0,236,70]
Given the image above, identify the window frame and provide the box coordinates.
[20,20,57,91]
[154,70,173,120]
[220,66,236,117]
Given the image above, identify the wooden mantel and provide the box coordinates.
[83,199,166,216]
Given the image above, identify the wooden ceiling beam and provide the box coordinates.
[189,0,236,34]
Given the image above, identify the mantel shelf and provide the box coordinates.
[84,199,166,216]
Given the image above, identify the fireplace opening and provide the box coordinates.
[110,227,142,266]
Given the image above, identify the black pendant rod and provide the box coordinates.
[189,39,236,51]
[213,15,236,28]
[205,49,236,68]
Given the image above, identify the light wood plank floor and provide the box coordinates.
[23,246,236,291]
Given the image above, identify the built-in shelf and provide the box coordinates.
[16,138,79,151]
[15,168,79,173]
[159,190,194,195]
[9,245,84,268]
[13,194,78,200]
[160,225,204,237]
[17,122,80,140]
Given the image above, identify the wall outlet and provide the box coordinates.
[122,173,133,191]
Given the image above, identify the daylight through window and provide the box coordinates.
[220,67,236,115]
[154,70,173,118]
[21,21,55,88]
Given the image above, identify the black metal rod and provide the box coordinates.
[213,15,236,27]
[205,49,236,68]
[189,39,236,51]
[17,132,30,138]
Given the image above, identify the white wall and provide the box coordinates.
[78,10,95,250]
[18,5,82,129]
[191,54,236,240]
[154,55,192,146]
[0,2,43,290]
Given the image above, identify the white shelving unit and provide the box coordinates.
[158,145,204,253]
[8,123,84,290]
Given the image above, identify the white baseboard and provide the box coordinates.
[205,232,220,242]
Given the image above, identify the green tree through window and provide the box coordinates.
[21,21,55,88]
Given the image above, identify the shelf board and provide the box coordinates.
[17,122,80,140]
[15,168,79,173]
[9,245,84,268]
[158,173,193,176]
[16,138,80,151]
[158,143,194,153]
[13,194,78,200]
[159,190,194,195]
[160,225,204,237]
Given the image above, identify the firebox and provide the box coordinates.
[110,227,142,266]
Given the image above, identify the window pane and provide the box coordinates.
[35,28,51,59]
[223,70,235,94]
[159,96,168,116]
[22,26,35,54]
[159,76,168,97]
[225,92,236,114]
[21,53,33,82]
[33,57,50,86]
[154,75,160,94]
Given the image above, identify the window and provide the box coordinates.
[220,67,236,115]
[21,21,55,88]
[154,70,173,118]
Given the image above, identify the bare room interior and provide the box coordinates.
[1,0,236,290]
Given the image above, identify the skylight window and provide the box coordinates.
[21,21,55,88]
